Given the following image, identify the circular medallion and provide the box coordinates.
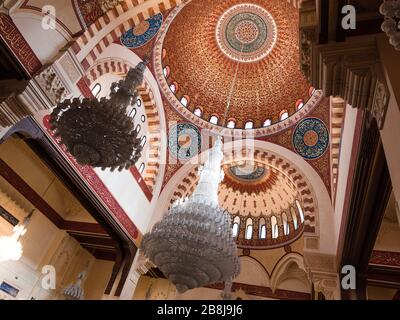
[168,123,201,160]
[216,4,277,63]
[121,13,163,48]
[234,20,259,44]
[293,118,329,160]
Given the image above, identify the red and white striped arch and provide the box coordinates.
[72,0,187,70]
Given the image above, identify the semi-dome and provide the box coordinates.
[167,149,312,250]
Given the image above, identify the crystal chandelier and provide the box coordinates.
[0,210,33,263]
[141,137,240,294]
[62,271,86,300]
[380,0,400,50]
[49,61,147,171]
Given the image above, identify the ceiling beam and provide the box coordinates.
[1,117,138,297]
[0,158,64,228]
[367,265,400,289]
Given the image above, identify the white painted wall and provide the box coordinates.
[11,12,70,64]
[333,105,359,250]
[94,168,154,234]
[377,35,400,221]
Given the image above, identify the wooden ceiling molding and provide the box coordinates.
[339,113,392,299]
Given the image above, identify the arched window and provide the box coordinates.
[280,110,289,121]
[163,66,170,78]
[227,120,236,129]
[91,83,101,97]
[245,218,253,240]
[140,136,147,147]
[259,218,266,239]
[139,162,145,174]
[245,121,254,129]
[135,124,141,133]
[232,216,240,238]
[129,107,137,118]
[296,200,305,223]
[137,98,142,107]
[296,99,304,110]
[141,115,146,123]
[209,115,219,124]
[271,216,278,239]
[282,212,290,236]
[181,96,189,107]
[263,119,272,127]
[291,207,298,230]
[170,83,176,93]
[194,108,202,117]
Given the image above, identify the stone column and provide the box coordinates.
[303,251,341,300]
[311,272,341,300]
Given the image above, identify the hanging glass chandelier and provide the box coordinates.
[49,61,147,171]
[380,0,400,50]
[62,271,86,300]
[141,137,240,294]
[142,45,245,296]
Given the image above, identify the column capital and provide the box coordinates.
[311,272,341,300]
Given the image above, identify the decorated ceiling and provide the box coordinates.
[157,0,311,129]
[69,0,334,204]
[166,146,315,249]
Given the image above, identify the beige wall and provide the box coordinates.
[133,276,176,300]
[0,137,96,223]
[367,286,397,300]
[0,203,113,300]
[85,259,114,300]
[0,139,112,300]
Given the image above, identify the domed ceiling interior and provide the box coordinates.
[89,0,329,248]
[159,0,311,129]
[168,153,307,250]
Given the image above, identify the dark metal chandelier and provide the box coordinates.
[49,61,147,171]
[141,138,240,294]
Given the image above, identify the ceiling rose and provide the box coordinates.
[216,4,277,63]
